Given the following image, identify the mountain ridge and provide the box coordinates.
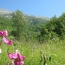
[0,8,50,20]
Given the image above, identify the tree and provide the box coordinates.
[11,10,27,40]
[54,13,65,36]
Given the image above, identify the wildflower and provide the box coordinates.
[2,37,13,45]
[8,50,26,65]
[0,48,2,53]
[0,31,3,36]
[0,30,8,37]
[2,30,8,37]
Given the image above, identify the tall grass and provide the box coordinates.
[0,39,65,65]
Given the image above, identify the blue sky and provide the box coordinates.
[0,0,65,18]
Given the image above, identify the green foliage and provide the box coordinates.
[11,10,27,40]
[0,16,12,30]
[0,39,65,65]
[44,14,65,40]
[1,9,65,41]
[0,10,65,65]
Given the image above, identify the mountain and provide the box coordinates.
[0,9,50,23]
[0,9,13,18]
[25,14,49,26]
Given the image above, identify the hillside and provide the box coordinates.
[0,9,13,18]
[0,9,50,23]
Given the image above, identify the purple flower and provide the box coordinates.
[8,50,26,65]
[0,30,8,37]
[2,37,13,45]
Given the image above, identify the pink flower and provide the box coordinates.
[2,30,8,37]
[14,60,24,65]
[8,50,26,65]
[2,37,13,45]
[0,30,8,37]
[8,53,18,59]
[0,31,4,36]
[17,53,26,61]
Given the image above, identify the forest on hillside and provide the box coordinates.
[0,10,65,42]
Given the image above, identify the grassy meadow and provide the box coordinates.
[0,38,65,65]
[0,9,65,65]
